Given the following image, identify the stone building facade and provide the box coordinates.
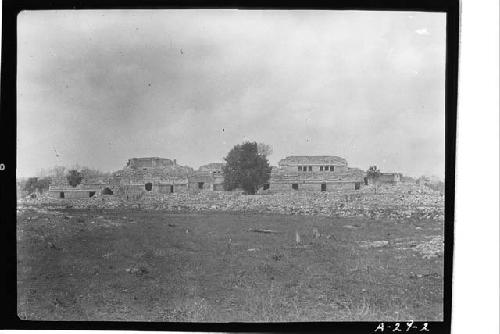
[47,155,408,198]
[48,175,112,199]
[188,163,226,191]
[364,166,402,185]
[267,156,365,192]
[111,157,193,199]
[126,157,177,169]
[377,173,402,184]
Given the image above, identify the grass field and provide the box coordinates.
[17,208,444,321]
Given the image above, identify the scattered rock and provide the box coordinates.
[17,182,444,221]
[359,240,389,248]
[249,228,280,234]
[47,242,61,250]
[271,253,283,261]
[326,234,337,240]
[410,271,440,279]
[126,266,149,276]
[414,236,444,259]
[295,231,301,244]
[312,227,321,238]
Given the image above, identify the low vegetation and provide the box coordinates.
[22,177,51,194]
[17,208,443,321]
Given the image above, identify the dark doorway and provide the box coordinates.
[89,191,96,198]
[102,187,113,195]
[170,185,174,193]
[292,183,298,190]
[59,192,64,198]
[355,182,361,190]
[145,183,152,191]
[263,184,270,190]
[198,182,204,189]
[321,183,326,191]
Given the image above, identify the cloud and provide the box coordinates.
[416,28,430,35]
[17,10,446,178]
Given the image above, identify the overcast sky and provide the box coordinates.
[17,10,446,178]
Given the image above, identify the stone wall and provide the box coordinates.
[48,189,97,199]
[127,157,175,169]
[366,173,402,185]
[26,182,444,222]
[268,157,364,193]
[269,181,358,192]
[198,163,225,173]
[111,159,192,198]
[188,171,224,191]
[281,165,349,173]
[42,156,370,198]
[116,181,189,197]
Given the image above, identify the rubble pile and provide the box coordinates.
[18,183,444,220]
[414,236,444,259]
[112,165,191,182]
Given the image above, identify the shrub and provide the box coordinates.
[223,142,272,195]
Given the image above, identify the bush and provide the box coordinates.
[23,177,51,193]
[67,170,83,187]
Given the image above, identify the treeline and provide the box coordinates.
[19,166,111,194]
[37,165,112,179]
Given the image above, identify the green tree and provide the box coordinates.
[66,169,83,187]
[222,141,272,195]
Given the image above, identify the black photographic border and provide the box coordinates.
[0,0,458,333]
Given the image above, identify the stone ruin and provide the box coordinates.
[190,163,226,191]
[46,155,405,199]
[266,156,366,192]
[47,157,225,199]
[48,173,112,199]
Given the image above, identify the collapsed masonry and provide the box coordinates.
[48,155,401,199]
[48,172,113,199]
[190,163,225,192]
[109,158,193,200]
[48,157,225,199]
[364,166,402,185]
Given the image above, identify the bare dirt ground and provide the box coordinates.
[17,206,443,321]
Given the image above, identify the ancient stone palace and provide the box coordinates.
[48,155,400,199]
